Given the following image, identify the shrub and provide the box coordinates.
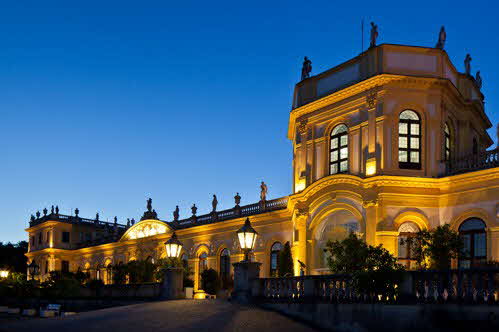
[325,233,405,298]
[278,241,294,277]
[201,268,221,295]
[404,224,462,270]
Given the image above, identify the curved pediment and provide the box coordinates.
[119,219,172,242]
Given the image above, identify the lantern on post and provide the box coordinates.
[27,261,39,280]
[165,232,183,259]
[237,218,258,261]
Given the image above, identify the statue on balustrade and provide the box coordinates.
[114,216,117,224]
[191,204,197,216]
[212,194,218,212]
[51,205,54,215]
[43,208,47,216]
[464,54,472,76]
[30,215,35,222]
[147,198,153,212]
[475,71,482,89]
[127,218,131,227]
[173,205,180,221]
[260,181,268,201]
[131,218,136,225]
[36,211,40,218]
[234,192,241,206]
[75,208,79,217]
[301,56,312,80]
[370,22,378,48]
[95,212,99,221]
[436,26,446,49]
[55,205,59,215]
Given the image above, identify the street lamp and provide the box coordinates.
[0,269,9,279]
[161,232,184,300]
[237,218,258,261]
[27,261,39,280]
[165,232,183,259]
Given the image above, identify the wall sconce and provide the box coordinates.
[366,158,376,176]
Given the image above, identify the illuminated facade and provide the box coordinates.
[26,44,499,288]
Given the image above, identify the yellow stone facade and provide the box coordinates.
[26,44,499,288]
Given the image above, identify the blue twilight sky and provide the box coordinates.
[1,1,498,242]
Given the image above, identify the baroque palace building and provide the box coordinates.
[26,42,499,290]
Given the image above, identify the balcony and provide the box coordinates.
[445,149,499,176]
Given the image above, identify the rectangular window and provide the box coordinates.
[62,232,70,243]
[294,229,299,242]
[61,260,69,273]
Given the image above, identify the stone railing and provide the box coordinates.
[29,213,127,229]
[174,196,289,229]
[445,148,499,176]
[254,268,499,304]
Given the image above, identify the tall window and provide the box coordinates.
[397,222,420,269]
[444,123,451,161]
[398,110,421,169]
[220,249,231,289]
[330,124,348,174]
[198,252,207,289]
[459,218,487,268]
[270,242,282,277]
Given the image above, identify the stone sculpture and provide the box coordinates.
[260,181,268,201]
[212,195,218,212]
[436,26,446,49]
[464,54,472,75]
[370,22,378,48]
[301,56,312,80]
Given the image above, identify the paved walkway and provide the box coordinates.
[0,300,317,332]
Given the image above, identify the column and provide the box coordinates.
[292,208,308,275]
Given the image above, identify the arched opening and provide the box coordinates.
[313,209,361,273]
[397,222,420,269]
[329,124,348,175]
[270,242,282,277]
[220,249,231,289]
[198,252,207,289]
[459,218,487,268]
[398,110,421,169]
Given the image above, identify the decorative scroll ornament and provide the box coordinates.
[366,91,377,109]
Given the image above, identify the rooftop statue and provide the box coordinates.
[114,216,117,224]
[301,56,312,80]
[43,208,48,216]
[131,218,135,225]
[152,209,158,219]
[173,205,180,221]
[96,212,99,221]
[30,214,35,222]
[55,205,59,215]
[464,54,472,76]
[260,181,268,201]
[475,71,482,89]
[147,198,152,212]
[75,208,79,217]
[127,218,130,227]
[234,192,241,206]
[212,194,218,212]
[191,204,197,216]
[51,205,55,215]
[436,26,446,49]
[369,22,378,48]
[36,211,40,218]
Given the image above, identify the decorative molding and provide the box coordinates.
[366,91,377,109]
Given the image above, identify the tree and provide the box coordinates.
[404,224,462,270]
[278,241,294,277]
[324,233,405,298]
[0,241,28,273]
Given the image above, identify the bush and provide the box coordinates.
[404,224,462,270]
[325,233,405,298]
[201,268,221,295]
[278,241,294,277]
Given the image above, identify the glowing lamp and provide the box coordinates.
[165,232,183,258]
[27,261,39,280]
[366,158,376,176]
[237,218,258,261]
[0,270,9,279]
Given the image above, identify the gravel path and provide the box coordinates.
[0,300,317,332]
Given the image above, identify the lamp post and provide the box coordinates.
[27,261,39,281]
[232,218,261,303]
[161,232,184,300]
[236,217,258,261]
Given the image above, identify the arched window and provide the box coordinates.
[270,242,282,277]
[198,252,207,289]
[398,110,421,169]
[397,222,420,269]
[330,124,348,175]
[444,123,451,161]
[459,218,487,268]
[220,249,231,289]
